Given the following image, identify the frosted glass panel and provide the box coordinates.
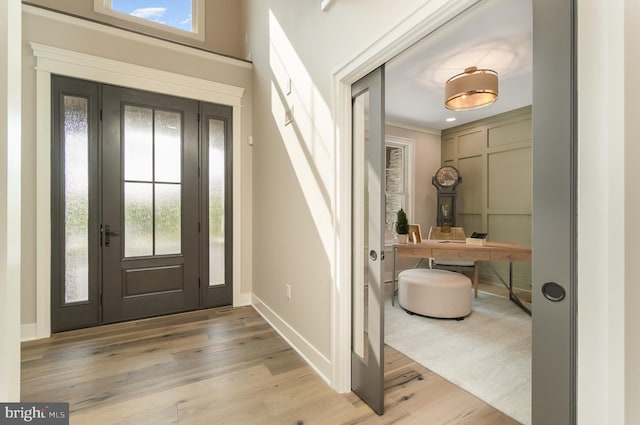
[63,96,89,304]
[124,105,153,181]
[154,110,182,183]
[125,182,153,257]
[155,184,181,255]
[352,90,369,361]
[208,119,225,286]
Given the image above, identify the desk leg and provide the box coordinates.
[488,262,531,316]
[508,261,531,316]
[474,265,479,298]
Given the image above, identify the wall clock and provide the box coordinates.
[432,165,462,228]
[434,165,461,189]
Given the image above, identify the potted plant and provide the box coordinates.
[396,208,409,243]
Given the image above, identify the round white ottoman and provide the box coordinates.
[398,269,472,319]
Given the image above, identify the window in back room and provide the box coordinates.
[384,140,413,244]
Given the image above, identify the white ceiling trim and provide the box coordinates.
[31,43,245,106]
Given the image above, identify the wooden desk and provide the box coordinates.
[392,240,532,315]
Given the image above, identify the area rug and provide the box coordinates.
[385,290,531,425]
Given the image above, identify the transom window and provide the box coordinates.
[94,0,205,41]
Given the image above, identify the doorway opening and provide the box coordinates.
[342,0,576,423]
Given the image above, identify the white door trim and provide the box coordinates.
[1,0,22,401]
[330,0,481,392]
[31,43,247,339]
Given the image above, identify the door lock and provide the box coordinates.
[103,225,120,247]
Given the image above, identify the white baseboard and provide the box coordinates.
[234,292,252,307]
[20,292,253,343]
[251,294,332,385]
[21,323,38,342]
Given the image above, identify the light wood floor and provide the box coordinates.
[21,306,519,425]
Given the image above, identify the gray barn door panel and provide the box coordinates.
[532,0,577,423]
[351,66,386,415]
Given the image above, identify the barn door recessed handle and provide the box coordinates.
[542,281,565,302]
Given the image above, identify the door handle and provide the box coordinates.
[541,281,565,302]
[369,250,377,261]
[103,225,120,247]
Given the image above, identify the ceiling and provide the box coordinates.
[385,0,533,131]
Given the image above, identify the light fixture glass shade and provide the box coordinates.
[445,66,498,111]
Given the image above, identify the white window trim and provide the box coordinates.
[94,0,205,42]
[384,136,415,246]
[386,135,415,218]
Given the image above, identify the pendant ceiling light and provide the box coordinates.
[445,66,498,111]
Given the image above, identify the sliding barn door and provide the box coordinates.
[351,65,386,415]
[532,0,577,423]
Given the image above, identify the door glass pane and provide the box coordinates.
[123,106,184,258]
[63,96,90,304]
[124,105,153,181]
[125,182,153,257]
[154,110,182,183]
[352,91,369,362]
[155,184,181,255]
[208,119,225,286]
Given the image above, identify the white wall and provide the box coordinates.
[243,0,459,382]
[20,6,254,335]
[0,0,21,402]
[578,0,636,423]
[625,2,640,423]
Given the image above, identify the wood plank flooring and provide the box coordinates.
[21,306,520,425]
